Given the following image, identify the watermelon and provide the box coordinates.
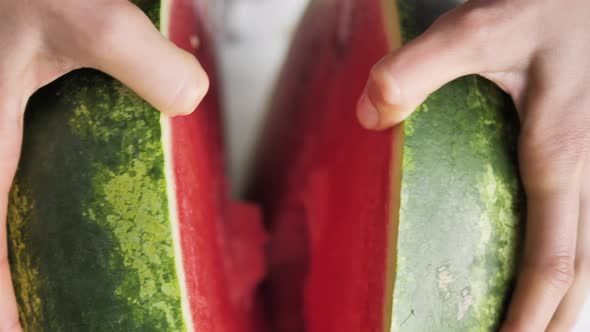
[7,1,267,331]
[247,0,523,331]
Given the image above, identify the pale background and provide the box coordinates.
[213,0,590,330]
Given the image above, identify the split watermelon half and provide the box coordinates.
[8,0,523,331]
[8,1,266,331]
[248,0,523,331]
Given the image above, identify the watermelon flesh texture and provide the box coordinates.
[247,0,523,331]
[8,1,266,331]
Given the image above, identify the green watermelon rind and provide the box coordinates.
[389,1,523,331]
[8,1,190,331]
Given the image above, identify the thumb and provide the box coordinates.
[80,1,209,117]
[356,1,517,130]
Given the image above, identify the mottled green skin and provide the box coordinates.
[7,2,187,331]
[389,1,523,331]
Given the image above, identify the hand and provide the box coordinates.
[0,1,209,330]
[356,0,590,331]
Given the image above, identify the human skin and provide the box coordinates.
[356,0,590,331]
[0,1,208,331]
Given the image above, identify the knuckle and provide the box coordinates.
[431,0,532,72]
[532,254,576,291]
[456,9,496,47]
[437,2,504,61]
[85,2,143,58]
[519,122,587,192]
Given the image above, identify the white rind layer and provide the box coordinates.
[160,1,194,331]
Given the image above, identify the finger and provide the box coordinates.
[0,96,24,332]
[78,1,209,116]
[501,189,580,332]
[546,184,590,331]
[356,0,528,130]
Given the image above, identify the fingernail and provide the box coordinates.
[357,93,379,129]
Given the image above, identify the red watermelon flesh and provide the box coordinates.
[166,2,267,330]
